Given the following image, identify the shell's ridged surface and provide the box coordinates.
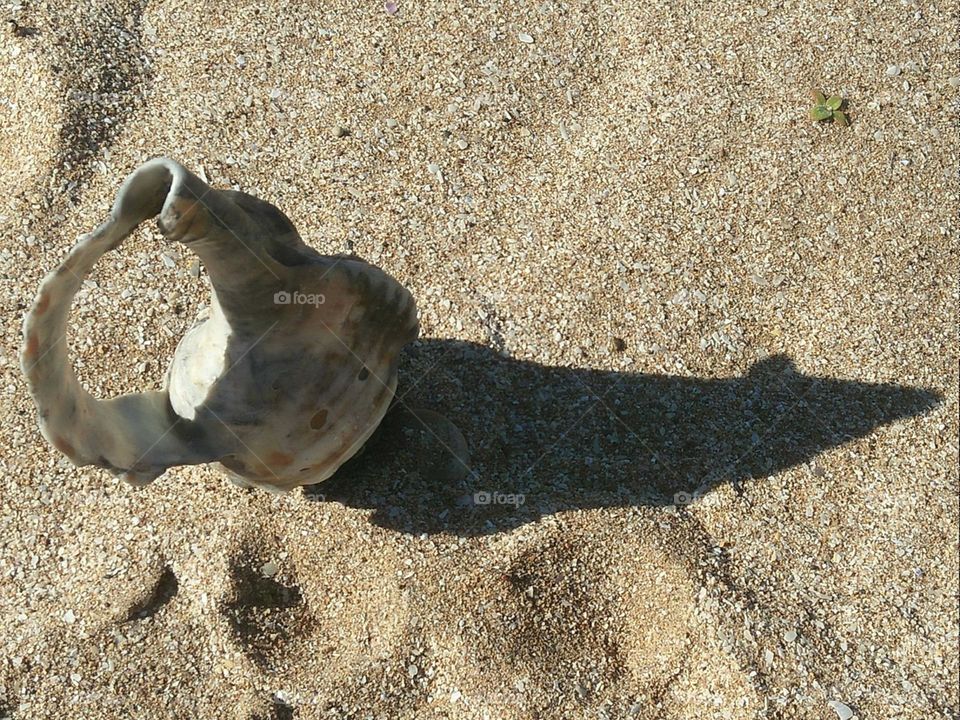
[21,157,418,491]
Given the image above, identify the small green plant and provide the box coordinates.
[809,89,849,126]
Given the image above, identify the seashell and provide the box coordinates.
[21,158,420,492]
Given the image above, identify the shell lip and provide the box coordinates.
[110,157,191,233]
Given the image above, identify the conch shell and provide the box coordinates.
[21,158,419,492]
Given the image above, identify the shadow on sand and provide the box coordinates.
[308,340,941,536]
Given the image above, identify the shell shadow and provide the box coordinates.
[308,340,942,536]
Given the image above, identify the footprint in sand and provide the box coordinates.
[432,515,761,718]
[222,547,311,670]
[124,565,179,621]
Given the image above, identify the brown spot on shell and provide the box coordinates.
[24,333,39,359]
[357,367,369,381]
[300,461,330,474]
[53,435,75,458]
[310,409,328,430]
[267,451,294,467]
[34,292,50,315]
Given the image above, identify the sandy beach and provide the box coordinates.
[1,0,957,717]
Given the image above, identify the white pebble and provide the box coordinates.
[827,700,855,720]
[260,561,278,578]
[62,609,76,624]
[783,629,798,642]
[518,32,534,44]
[885,64,901,77]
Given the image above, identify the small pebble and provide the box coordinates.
[885,64,901,77]
[783,629,798,642]
[384,1,398,14]
[62,609,76,624]
[260,561,278,578]
[407,664,419,677]
[827,700,855,720]
[518,32,534,44]
[334,125,351,138]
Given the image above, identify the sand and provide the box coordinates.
[0,0,957,717]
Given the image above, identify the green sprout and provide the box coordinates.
[809,89,849,126]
